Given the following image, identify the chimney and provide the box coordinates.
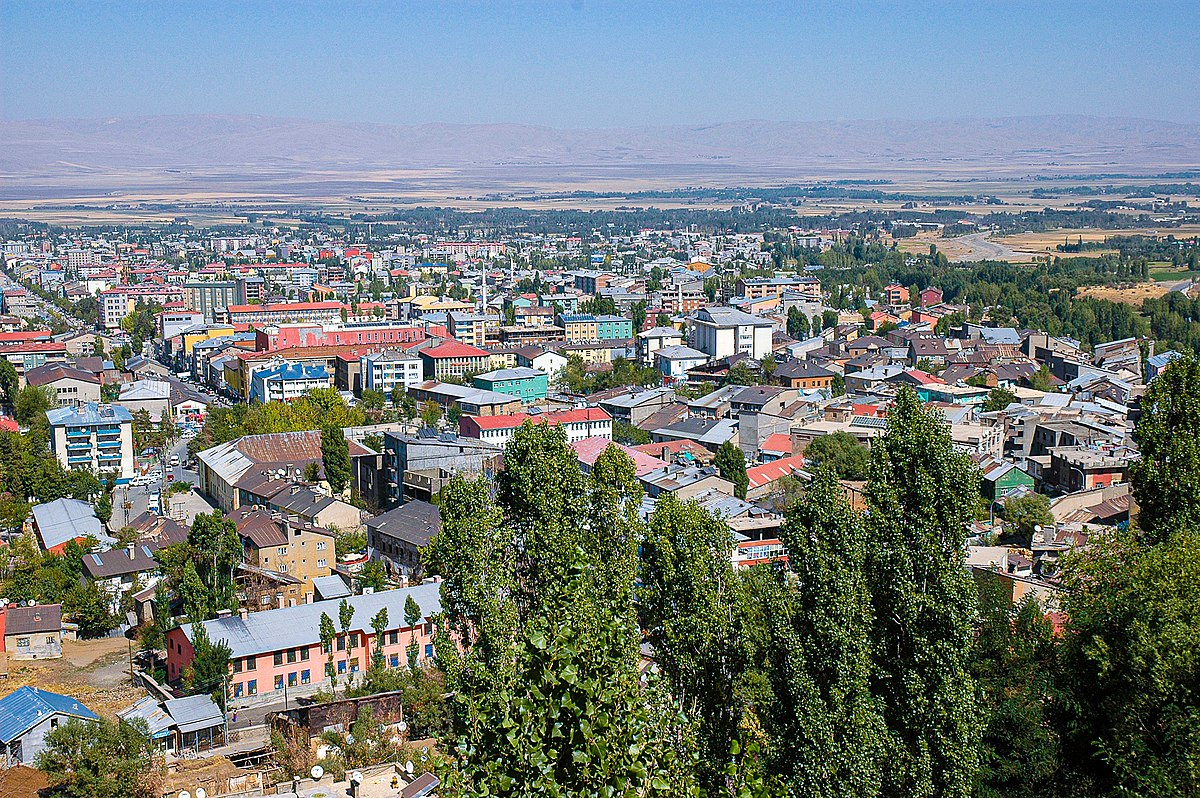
[127,543,136,560]
[217,608,232,619]
[238,607,248,621]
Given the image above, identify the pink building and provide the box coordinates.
[263,322,428,350]
[165,583,441,701]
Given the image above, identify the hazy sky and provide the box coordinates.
[2,1,1197,126]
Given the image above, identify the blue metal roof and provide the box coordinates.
[0,686,98,743]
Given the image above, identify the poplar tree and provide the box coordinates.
[863,387,981,798]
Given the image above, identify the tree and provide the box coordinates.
[359,388,386,410]
[1027,366,1056,392]
[612,420,650,446]
[302,461,320,482]
[419,400,442,429]
[355,559,387,593]
[1129,353,1200,545]
[14,384,51,427]
[0,359,18,411]
[830,372,846,397]
[370,607,389,669]
[1056,529,1200,797]
[863,387,981,798]
[446,404,463,429]
[390,385,404,409]
[714,440,749,499]
[768,468,886,796]
[404,594,422,668]
[631,300,647,331]
[63,579,117,638]
[787,306,810,339]
[822,309,838,330]
[655,312,672,327]
[186,621,232,707]
[724,361,756,386]
[761,353,777,378]
[321,425,350,495]
[983,386,1018,412]
[1002,493,1054,546]
[37,716,159,798]
[338,597,356,668]
[802,431,870,481]
[320,611,338,687]
[95,491,112,525]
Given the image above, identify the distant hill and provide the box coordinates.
[1,114,1198,195]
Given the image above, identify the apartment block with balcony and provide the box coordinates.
[47,403,134,478]
[360,350,424,394]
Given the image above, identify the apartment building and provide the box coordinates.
[690,306,774,361]
[360,350,424,394]
[46,403,135,478]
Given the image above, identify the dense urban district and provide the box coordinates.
[0,199,1197,798]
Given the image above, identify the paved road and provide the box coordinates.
[945,231,1032,262]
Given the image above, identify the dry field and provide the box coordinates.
[1,635,146,718]
[1076,282,1176,305]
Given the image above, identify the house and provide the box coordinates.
[654,345,709,380]
[249,363,332,404]
[459,407,612,446]
[640,463,734,500]
[746,455,810,500]
[360,350,424,395]
[636,326,685,365]
[472,367,549,403]
[514,346,569,378]
[597,387,678,427]
[0,604,63,660]
[0,687,98,766]
[366,500,440,579]
[381,430,502,507]
[650,418,739,452]
[118,693,225,755]
[118,378,209,421]
[229,508,336,603]
[981,460,1036,501]
[47,402,135,478]
[406,380,523,417]
[81,545,161,613]
[772,361,835,390]
[570,437,668,478]
[758,433,794,461]
[882,284,910,306]
[31,498,113,553]
[24,364,101,407]
[165,584,442,699]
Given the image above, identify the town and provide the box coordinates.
[0,206,1194,798]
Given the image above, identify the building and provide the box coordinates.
[0,604,63,660]
[82,544,161,612]
[165,584,442,699]
[0,342,68,385]
[406,381,523,417]
[226,301,344,326]
[654,345,709,380]
[598,387,678,427]
[360,351,424,395]
[883,284,911,306]
[24,364,101,407]
[690,307,774,361]
[230,508,335,604]
[117,379,208,422]
[118,694,226,755]
[31,498,112,553]
[472,367,548,403]
[184,281,244,322]
[0,687,98,767]
[381,430,502,506]
[447,312,489,347]
[637,327,685,365]
[595,315,634,341]
[249,363,332,403]
[366,500,440,579]
[459,407,612,446]
[773,361,836,390]
[737,276,821,301]
[159,309,206,340]
[46,403,135,478]
[417,341,491,380]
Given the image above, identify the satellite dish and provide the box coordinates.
[405,761,414,775]
[397,721,407,732]
[196,790,207,798]
[310,765,324,780]
[350,771,363,784]
[178,792,191,798]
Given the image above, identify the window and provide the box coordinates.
[337,636,345,652]
[300,648,310,661]
[286,649,297,664]
[321,640,331,654]
[337,660,346,674]
[425,644,434,660]
[247,680,257,696]
[233,682,244,697]
[316,541,327,551]
[50,718,58,728]
[387,631,398,646]
[317,559,327,568]
[349,657,360,672]
[274,675,283,691]
[273,652,283,666]
[245,657,255,671]
[349,633,358,649]
[16,637,28,648]
[277,546,287,556]
[301,669,310,684]
[232,659,242,674]
[389,654,399,668]
[46,636,56,645]
[288,672,298,687]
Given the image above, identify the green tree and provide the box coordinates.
[355,559,387,593]
[370,607,389,669]
[446,404,463,429]
[321,425,351,495]
[768,468,886,796]
[830,372,846,397]
[359,388,386,410]
[787,306,810,338]
[95,491,112,525]
[63,579,117,638]
[802,431,870,481]
[983,386,1018,412]
[1002,493,1054,546]
[37,716,159,798]
[404,594,422,668]
[863,387,981,798]
[1129,353,1200,545]
[420,400,442,429]
[14,384,51,427]
[185,621,232,706]
[612,420,651,446]
[0,359,18,411]
[724,361,756,386]
[320,611,338,687]
[714,440,749,499]
[1027,366,1056,392]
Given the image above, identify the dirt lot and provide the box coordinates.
[1076,282,1177,305]
[1,636,146,718]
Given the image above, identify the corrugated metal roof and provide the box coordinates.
[0,687,98,743]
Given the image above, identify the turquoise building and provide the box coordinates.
[472,367,549,403]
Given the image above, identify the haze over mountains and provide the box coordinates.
[2,114,1199,199]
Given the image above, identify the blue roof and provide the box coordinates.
[257,363,329,382]
[46,402,132,427]
[0,686,98,743]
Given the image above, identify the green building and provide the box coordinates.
[472,367,549,403]
[981,461,1036,501]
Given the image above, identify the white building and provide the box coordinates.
[690,307,774,361]
[46,403,135,478]
[249,363,332,404]
[360,351,424,395]
[654,345,710,380]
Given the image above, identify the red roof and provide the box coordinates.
[467,407,610,431]
[760,433,793,454]
[746,455,808,490]
[227,301,343,314]
[420,341,489,359]
[903,369,943,385]
[571,437,667,477]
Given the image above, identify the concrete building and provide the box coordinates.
[690,307,774,361]
[165,584,442,700]
[360,351,423,395]
[459,407,612,446]
[24,364,101,407]
[184,281,244,322]
[366,500,440,579]
[654,345,710,380]
[46,403,134,478]
[381,430,502,506]
[249,363,332,403]
[472,367,548,403]
[418,341,491,380]
[0,605,63,661]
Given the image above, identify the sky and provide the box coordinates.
[1,0,1198,127]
